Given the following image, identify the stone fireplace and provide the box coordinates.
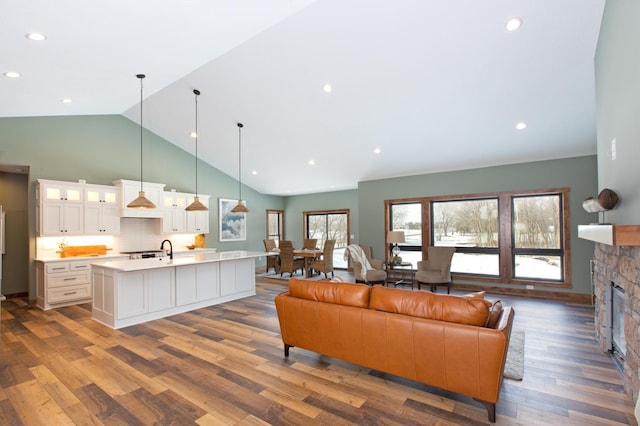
[592,242,640,401]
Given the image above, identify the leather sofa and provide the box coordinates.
[274,278,514,422]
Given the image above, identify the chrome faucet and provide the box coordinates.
[160,239,173,259]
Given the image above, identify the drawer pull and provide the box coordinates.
[75,265,88,269]
[52,267,66,271]
[63,277,77,281]
[63,291,77,296]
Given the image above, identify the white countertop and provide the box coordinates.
[91,250,267,272]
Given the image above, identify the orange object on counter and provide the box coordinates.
[59,245,110,257]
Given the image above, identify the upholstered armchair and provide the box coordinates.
[263,239,278,273]
[278,240,304,277]
[346,245,387,285]
[415,246,456,293]
[310,239,336,278]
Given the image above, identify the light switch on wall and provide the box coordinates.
[611,138,617,160]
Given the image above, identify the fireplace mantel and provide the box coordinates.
[578,224,640,246]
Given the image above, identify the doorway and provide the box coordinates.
[303,209,350,269]
[0,164,30,297]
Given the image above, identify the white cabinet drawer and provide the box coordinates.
[46,263,70,273]
[71,262,92,271]
[48,271,91,288]
[47,283,91,304]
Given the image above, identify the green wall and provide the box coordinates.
[357,156,598,295]
[283,189,358,245]
[0,114,598,297]
[0,115,285,297]
[595,1,640,224]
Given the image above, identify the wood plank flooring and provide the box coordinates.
[0,274,637,425]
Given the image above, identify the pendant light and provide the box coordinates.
[127,74,156,208]
[185,89,208,211]
[230,122,249,213]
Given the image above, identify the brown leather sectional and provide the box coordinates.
[274,278,515,422]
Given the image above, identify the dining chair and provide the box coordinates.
[263,239,278,273]
[415,246,456,293]
[278,240,304,277]
[310,239,336,278]
[303,238,318,250]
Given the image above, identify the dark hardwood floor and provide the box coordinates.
[0,273,636,425]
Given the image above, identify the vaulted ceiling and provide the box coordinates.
[2,0,606,195]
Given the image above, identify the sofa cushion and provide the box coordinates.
[288,278,371,308]
[369,286,492,326]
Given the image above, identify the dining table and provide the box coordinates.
[293,248,323,278]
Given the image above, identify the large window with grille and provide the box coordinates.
[432,198,500,276]
[386,188,570,287]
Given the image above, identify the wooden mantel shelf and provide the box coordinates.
[578,224,640,246]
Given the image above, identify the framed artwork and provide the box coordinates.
[219,198,247,242]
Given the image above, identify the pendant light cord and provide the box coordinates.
[237,122,244,202]
[137,74,145,193]
[194,89,200,196]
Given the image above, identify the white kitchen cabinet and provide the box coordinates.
[40,180,84,203]
[91,251,260,329]
[220,257,256,297]
[37,256,129,311]
[36,259,93,310]
[186,194,210,233]
[37,180,85,236]
[175,262,219,306]
[115,268,175,319]
[114,179,165,218]
[92,267,114,325]
[40,202,85,236]
[84,184,120,234]
[161,191,188,233]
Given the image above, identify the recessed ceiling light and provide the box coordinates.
[26,32,47,41]
[3,71,21,78]
[515,121,527,130]
[308,160,316,166]
[323,84,332,93]
[505,17,522,32]
[373,148,381,154]
[61,98,73,104]
[252,170,258,175]
[190,131,197,138]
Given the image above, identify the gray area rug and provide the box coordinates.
[504,329,525,380]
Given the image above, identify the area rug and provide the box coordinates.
[504,329,525,380]
[257,271,351,282]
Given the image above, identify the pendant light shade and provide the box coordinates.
[185,89,208,212]
[127,74,156,209]
[231,122,249,213]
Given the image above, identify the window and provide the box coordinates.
[389,202,422,268]
[304,210,350,269]
[432,198,500,276]
[266,210,284,243]
[386,188,570,287]
[512,194,563,281]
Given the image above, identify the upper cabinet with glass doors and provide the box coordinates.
[37,180,85,236]
[84,184,120,234]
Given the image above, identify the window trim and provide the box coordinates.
[266,209,284,242]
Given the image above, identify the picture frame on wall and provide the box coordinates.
[219,198,247,242]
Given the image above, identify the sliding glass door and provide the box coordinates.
[304,210,350,269]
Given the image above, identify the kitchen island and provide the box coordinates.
[91,250,265,329]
